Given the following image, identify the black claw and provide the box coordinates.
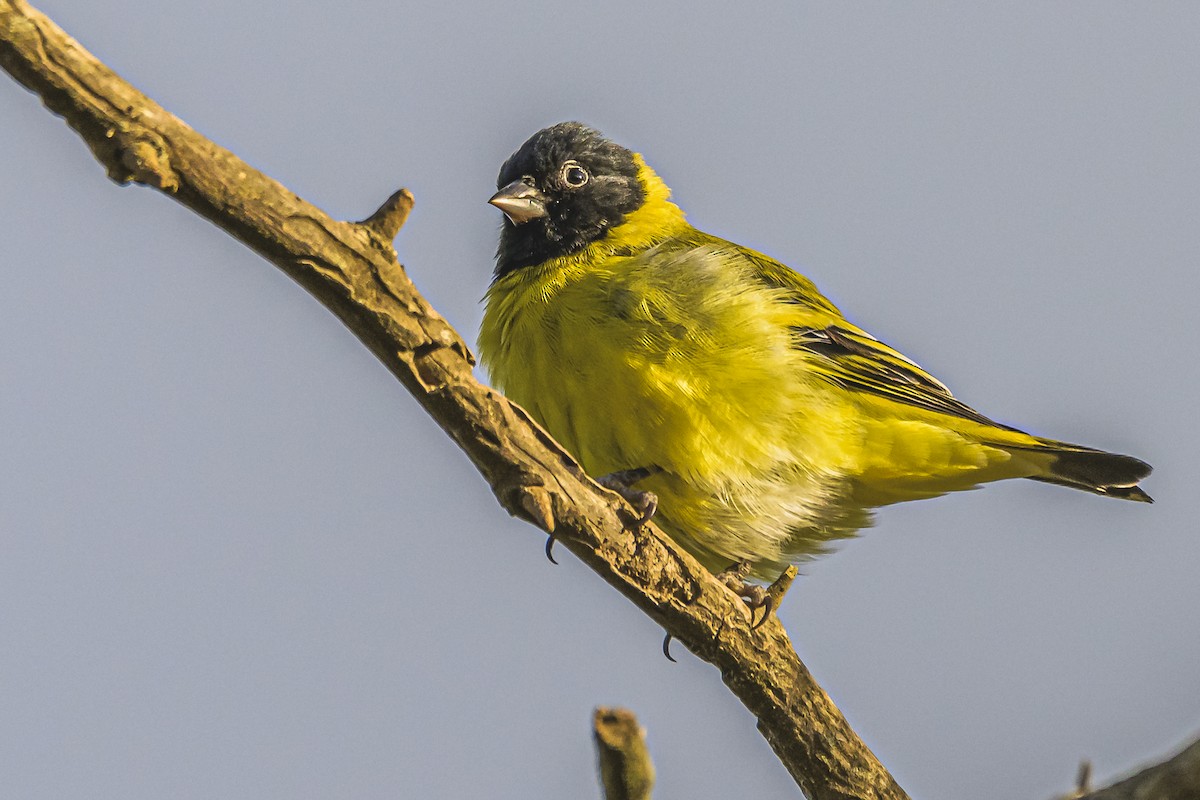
[636,492,658,526]
[750,596,774,631]
[715,560,778,628]
[544,534,559,565]
[597,467,662,528]
[662,633,677,662]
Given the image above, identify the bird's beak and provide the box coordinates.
[489,180,549,225]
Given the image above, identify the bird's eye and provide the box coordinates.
[561,161,589,188]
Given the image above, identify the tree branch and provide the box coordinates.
[1,2,909,797]
[1075,734,1200,800]
[594,708,655,800]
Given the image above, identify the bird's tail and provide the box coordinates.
[1010,441,1154,503]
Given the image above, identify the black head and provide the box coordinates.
[491,122,645,278]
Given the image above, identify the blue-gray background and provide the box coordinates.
[3,2,1197,798]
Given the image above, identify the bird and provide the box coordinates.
[479,121,1152,591]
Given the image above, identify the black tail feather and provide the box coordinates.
[1023,447,1154,503]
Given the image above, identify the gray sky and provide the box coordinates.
[2,2,1197,798]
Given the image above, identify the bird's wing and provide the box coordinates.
[788,323,1018,431]
[730,241,1018,431]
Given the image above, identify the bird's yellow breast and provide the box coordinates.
[483,243,849,474]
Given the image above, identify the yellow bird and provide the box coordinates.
[479,122,1151,586]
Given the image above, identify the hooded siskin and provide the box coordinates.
[479,122,1152,575]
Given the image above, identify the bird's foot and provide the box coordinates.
[662,563,797,662]
[597,466,661,527]
[717,560,775,629]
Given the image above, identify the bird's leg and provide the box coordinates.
[717,560,773,629]
[597,466,661,526]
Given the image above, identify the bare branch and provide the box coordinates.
[594,708,655,800]
[1074,760,1094,798]
[358,188,415,244]
[0,2,910,797]
[1076,735,1200,800]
